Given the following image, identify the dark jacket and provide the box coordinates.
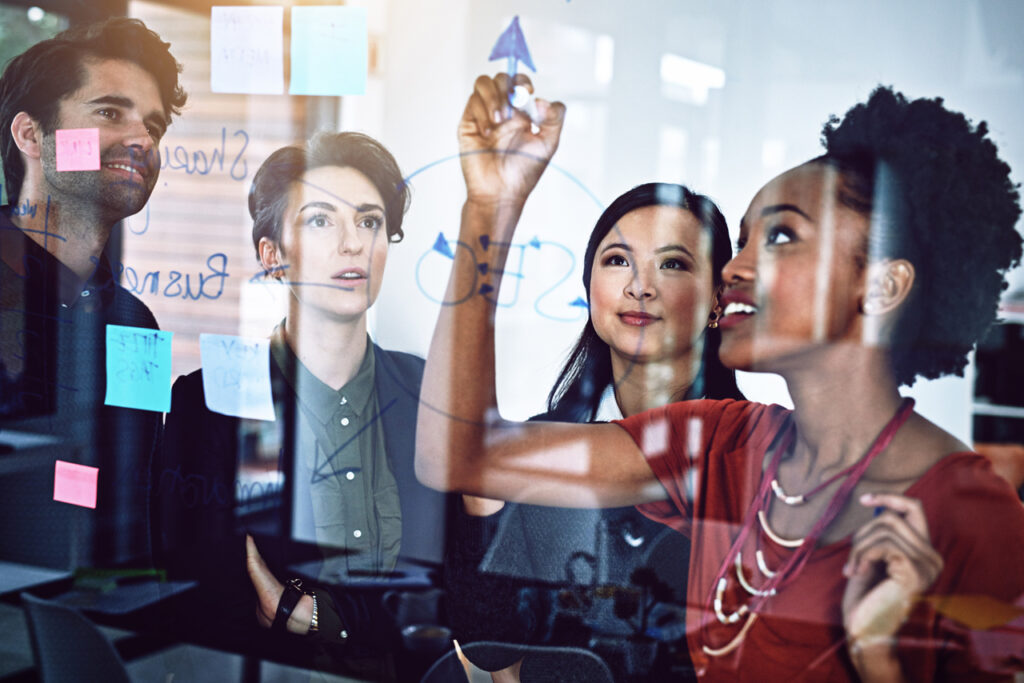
[0,212,161,567]
[154,342,450,662]
[445,408,694,682]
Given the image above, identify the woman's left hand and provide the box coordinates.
[245,534,312,634]
[842,493,943,672]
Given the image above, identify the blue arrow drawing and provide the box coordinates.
[432,232,454,258]
[489,16,535,96]
[529,236,541,249]
[570,297,589,309]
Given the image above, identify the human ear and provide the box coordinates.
[860,259,915,316]
[258,237,285,279]
[708,285,724,329]
[11,112,43,160]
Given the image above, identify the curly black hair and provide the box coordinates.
[815,86,1022,386]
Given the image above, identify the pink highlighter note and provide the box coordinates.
[53,460,98,509]
[55,128,100,172]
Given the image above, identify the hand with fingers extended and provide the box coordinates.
[245,534,313,634]
[458,72,566,208]
[841,493,944,679]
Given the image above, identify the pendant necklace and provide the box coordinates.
[700,398,916,658]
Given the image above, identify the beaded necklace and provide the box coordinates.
[701,398,916,657]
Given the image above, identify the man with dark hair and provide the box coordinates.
[0,17,186,566]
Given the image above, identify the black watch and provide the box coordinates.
[272,578,305,633]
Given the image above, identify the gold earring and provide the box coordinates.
[708,309,720,329]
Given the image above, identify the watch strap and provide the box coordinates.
[272,579,304,633]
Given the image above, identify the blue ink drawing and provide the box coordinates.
[432,232,454,259]
[490,16,536,89]
[570,297,589,309]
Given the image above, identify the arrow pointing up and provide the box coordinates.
[489,16,536,81]
[432,233,454,259]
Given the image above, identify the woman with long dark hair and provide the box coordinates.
[449,182,741,680]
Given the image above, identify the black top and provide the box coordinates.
[0,209,162,566]
[445,408,695,682]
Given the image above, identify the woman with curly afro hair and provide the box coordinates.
[419,75,1024,681]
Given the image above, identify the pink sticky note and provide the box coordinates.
[53,460,98,509]
[55,128,100,171]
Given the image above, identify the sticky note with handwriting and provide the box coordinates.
[54,460,98,509]
[199,333,275,421]
[290,6,367,96]
[211,6,285,95]
[55,128,100,171]
[104,325,173,412]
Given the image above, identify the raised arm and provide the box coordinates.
[415,74,661,508]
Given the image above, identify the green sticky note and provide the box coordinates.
[290,6,367,96]
[104,324,173,413]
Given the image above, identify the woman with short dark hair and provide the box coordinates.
[160,131,445,679]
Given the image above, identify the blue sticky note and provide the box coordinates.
[199,334,275,421]
[289,6,367,96]
[104,325,173,412]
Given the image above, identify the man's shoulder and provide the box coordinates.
[107,284,159,330]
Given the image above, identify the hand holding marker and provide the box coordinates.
[510,85,543,129]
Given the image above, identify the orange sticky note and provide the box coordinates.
[924,594,1024,630]
[53,460,98,509]
[55,128,100,171]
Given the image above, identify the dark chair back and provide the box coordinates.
[421,641,614,683]
[21,592,132,683]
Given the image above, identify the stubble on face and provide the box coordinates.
[35,59,164,225]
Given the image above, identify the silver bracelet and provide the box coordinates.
[309,592,319,634]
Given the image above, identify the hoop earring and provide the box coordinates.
[708,309,721,329]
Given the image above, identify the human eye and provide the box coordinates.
[602,253,628,267]
[765,225,797,246]
[146,121,166,141]
[358,214,384,230]
[304,212,331,228]
[660,257,689,271]
[96,107,120,121]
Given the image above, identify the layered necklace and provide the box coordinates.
[700,398,915,658]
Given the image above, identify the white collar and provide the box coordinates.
[593,383,624,422]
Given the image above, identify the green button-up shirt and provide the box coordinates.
[271,327,402,576]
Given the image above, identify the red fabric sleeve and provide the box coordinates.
[614,399,789,538]
[906,453,1024,680]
